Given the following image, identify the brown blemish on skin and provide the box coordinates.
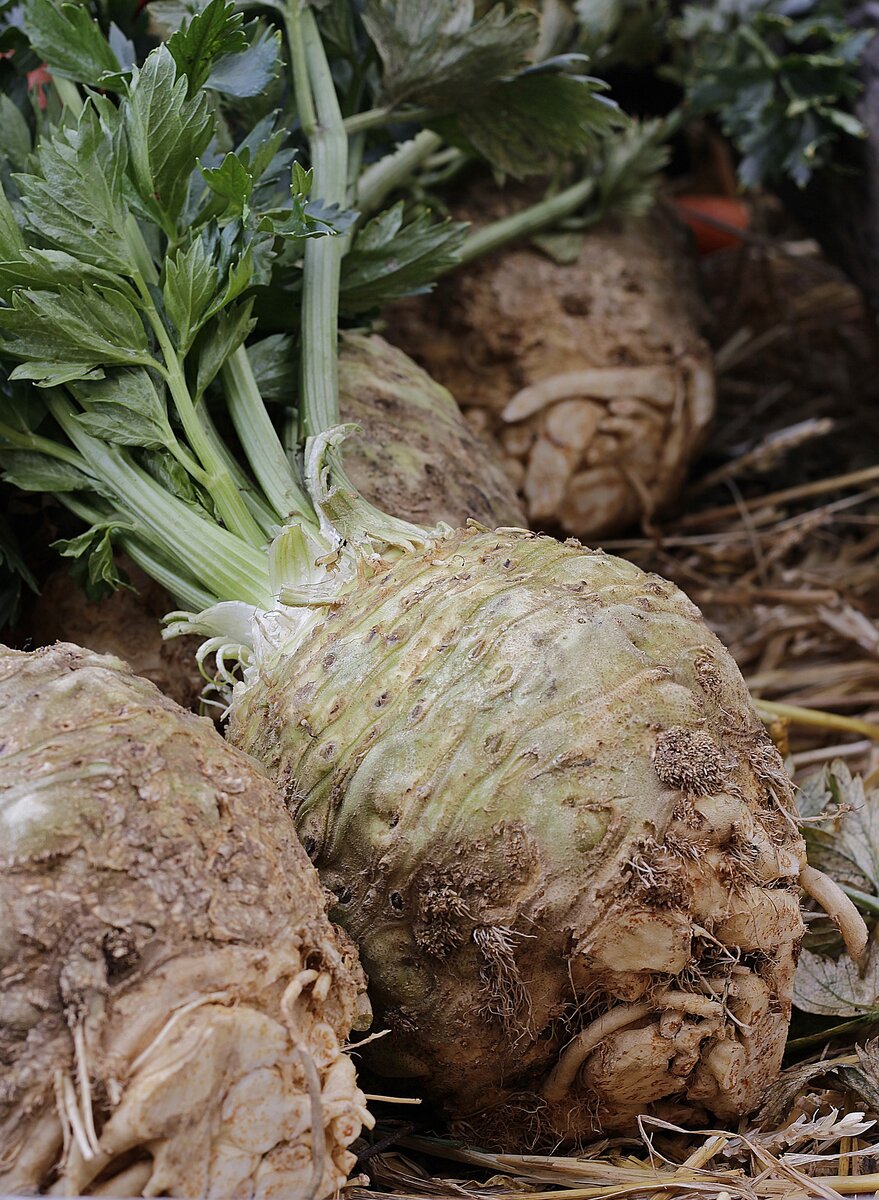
[653,727,727,795]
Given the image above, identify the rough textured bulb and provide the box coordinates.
[0,643,372,1199]
[229,527,812,1147]
[340,333,526,531]
[389,205,715,539]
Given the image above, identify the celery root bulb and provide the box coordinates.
[0,643,371,1198]
[340,333,526,530]
[389,204,715,538]
[230,528,811,1146]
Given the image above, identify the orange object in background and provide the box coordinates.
[673,194,750,255]
[27,64,51,109]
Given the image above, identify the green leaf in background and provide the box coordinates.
[193,301,256,398]
[452,71,622,177]
[200,150,254,217]
[673,0,870,187]
[0,508,37,630]
[123,45,213,233]
[245,333,296,403]
[53,519,130,599]
[362,0,537,107]
[340,203,466,312]
[0,449,94,492]
[74,367,173,449]
[590,118,669,217]
[0,94,31,171]
[168,0,246,94]
[0,184,25,262]
[575,0,665,71]
[205,22,282,98]
[22,0,122,86]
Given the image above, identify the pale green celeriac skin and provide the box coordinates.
[0,643,371,1198]
[230,526,807,1147]
[340,333,526,531]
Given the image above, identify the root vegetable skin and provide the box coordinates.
[0,643,371,1198]
[389,202,716,539]
[341,333,526,531]
[229,527,808,1147]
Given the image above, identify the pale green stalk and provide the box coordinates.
[60,492,217,610]
[342,104,438,135]
[286,3,348,437]
[457,177,598,265]
[48,393,272,606]
[356,130,443,214]
[221,350,316,524]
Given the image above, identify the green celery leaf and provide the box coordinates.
[22,0,122,86]
[340,203,465,312]
[0,449,95,491]
[0,94,31,171]
[0,284,151,375]
[452,72,623,178]
[206,22,282,98]
[672,0,870,187]
[0,184,25,261]
[53,519,130,598]
[9,362,107,387]
[168,0,246,95]
[193,300,255,398]
[141,446,214,516]
[108,22,137,73]
[200,150,253,216]
[264,172,357,241]
[0,250,142,305]
[163,237,219,349]
[16,103,133,272]
[74,367,173,448]
[245,333,296,403]
[235,113,287,182]
[362,0,537,107]
[123,44,213,234]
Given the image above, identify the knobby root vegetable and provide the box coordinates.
[340,333,526,531]
[389,201,715,538]
[226,525,858,1147]
[0,643,372,1198]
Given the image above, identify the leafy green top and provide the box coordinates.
[672,0,871,187]
[0,0,627,616]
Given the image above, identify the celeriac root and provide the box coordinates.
[799,864,869,961]
[0,643,372,1199]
